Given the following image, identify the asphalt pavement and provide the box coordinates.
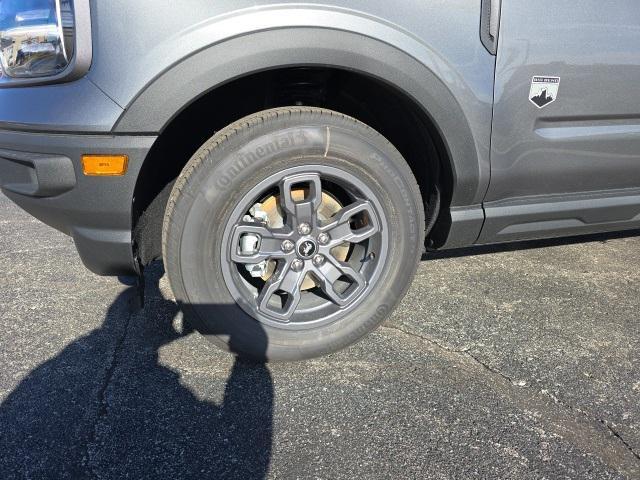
[0,191,639,479]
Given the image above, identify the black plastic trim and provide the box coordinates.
[0,148,76,197]
[0,129,156,276]
[479,189,640,244]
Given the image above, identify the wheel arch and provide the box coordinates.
[123,20,488,267]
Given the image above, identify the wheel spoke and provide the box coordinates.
[279,173,323,226]
[322,200,380,244]
[224,166,387,328]
[257,261,306,321]
[313,257,367,306]
[230,222,292,264]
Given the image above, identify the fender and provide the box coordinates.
[106,6,492,238]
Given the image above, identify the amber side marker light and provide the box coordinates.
[82,155,129,176]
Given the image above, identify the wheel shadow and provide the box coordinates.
[0,263,273,479]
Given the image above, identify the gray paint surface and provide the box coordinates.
[490,0,640,200]
[0,78,122,132]
[481,0,640,242]
[89,0,494,116]
[100,0,494,208]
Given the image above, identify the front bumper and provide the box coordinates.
[0,129,156,276]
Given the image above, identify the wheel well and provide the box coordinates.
[132,67,453,267]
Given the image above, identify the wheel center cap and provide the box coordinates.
[297,239,318,259]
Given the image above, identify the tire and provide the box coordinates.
[162,107,425,361]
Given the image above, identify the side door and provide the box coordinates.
[479,0,640,243]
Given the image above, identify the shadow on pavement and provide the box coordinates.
[0,264,273,479]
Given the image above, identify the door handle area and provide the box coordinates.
[489,0,502,40]
[481,0,502,55]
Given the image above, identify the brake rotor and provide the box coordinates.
[260,189,349,290]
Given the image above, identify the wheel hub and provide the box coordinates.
[257,188,348,290]
[223,167,387,327]
[297,239,318,259]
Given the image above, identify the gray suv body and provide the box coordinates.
[1,0,639,360]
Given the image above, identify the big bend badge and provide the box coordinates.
[529,76,560,109]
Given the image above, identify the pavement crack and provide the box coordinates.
[83,293,135,479]
[383,324,517,383]
[465,350,515,383]
[382,324,466,353]
[381,323,640,472]
[96,311,132,418]
[604,423,640,462]
[541,388,640,462]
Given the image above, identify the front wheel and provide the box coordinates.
[162,108,425,361]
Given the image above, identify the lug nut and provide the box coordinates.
[297,223,312,235]
[281,239,295,253]
[312,254,326,267]
[291,259,304,272]
[317,232,330,245]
